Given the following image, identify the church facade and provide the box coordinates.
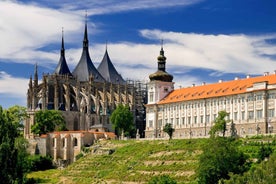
[145,47,276,139]
[24,22,147,139]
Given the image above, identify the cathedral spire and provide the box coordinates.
[61,27,65,56]
[34,63,38,84]
[53,28,72,76]
[72,12,105,82]
[83,11,89,48]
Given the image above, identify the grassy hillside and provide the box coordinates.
[28,139,207,183]
[28,136,276,184]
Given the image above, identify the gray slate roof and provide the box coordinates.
[97,50,126,84]
[72,23,105,82]
[54,35,72,76]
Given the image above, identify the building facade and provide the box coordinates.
[32,131,115,165]
[145,48,276,139]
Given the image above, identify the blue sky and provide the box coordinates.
[1,0,276,109]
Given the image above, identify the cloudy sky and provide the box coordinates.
[1,0,276,109]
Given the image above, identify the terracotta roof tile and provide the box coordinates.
[158,74,276,105]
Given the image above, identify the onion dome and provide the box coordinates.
[149,46,173,82]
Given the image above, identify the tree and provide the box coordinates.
[31,110,67,135]
[229,120,238,139]
[209,110,230,137]
[0,105,28,183]
[197,137,248,184]
[5,105,28,135]
[110,104,134,137]
[163,123,175,139]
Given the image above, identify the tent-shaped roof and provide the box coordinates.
[72,23,105,82]
[54,34,72,76]
[97,50,126,84]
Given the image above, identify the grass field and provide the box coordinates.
[27,136,276,184]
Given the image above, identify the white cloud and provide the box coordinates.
[30,0,203,15]
[0,1,83,64]
[140,29,276,75]
[0,71,29,98]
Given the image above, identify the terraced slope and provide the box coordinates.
[28,139,207,184]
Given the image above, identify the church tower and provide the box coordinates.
[148,44,174,104]
[145,45,174,138]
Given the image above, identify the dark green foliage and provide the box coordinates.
[110,104,134,137]
[229,120,238,139]
[197,137,249,184]
[209,111,229,137]
[0,106,28,183]
[223,151,276,184]
[163,123,175,139]
[31,110,67,135]
[256,142,273,163]
[27,155,54,171]
[148,175,177,184]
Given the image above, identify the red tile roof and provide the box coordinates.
[158,74,276,105]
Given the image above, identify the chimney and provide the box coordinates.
[192,84,195,87]
[202,82,206,85]
[264,72,269,76]
[218,79,223,83]
[246,74,250,79]
[234,77,239,80]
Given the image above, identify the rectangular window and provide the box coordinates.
[213,114,217,121]
[248,111,254,120]
[234,112,238,121]
[200,115,204,124]
[206,115,210,124]
[247,96,254,102]
[256,110,263,119]
[268,109,275,118]
[256,94,262,100]
[194,116,197,124]
[149,92,154,102]
[176,118,179,126]
[241,111,245,120]
[188,117,191,124]
[158,120,162,128]
[182,117,185,125]
[149,120,153,128]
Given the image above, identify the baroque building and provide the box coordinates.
[24,22,147,140]
[145,47,276,139]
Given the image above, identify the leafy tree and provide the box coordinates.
[0,105,29,183]
[229,120,238,139]
[5,105,28,134]
[209,110,230,137]
[223,151,276,184]
[197,137,248,184]
[148,175,177,184]
[31,110,67,135]
[163,123,175,139]
[110,104,134,137]
[256,142,273,163]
